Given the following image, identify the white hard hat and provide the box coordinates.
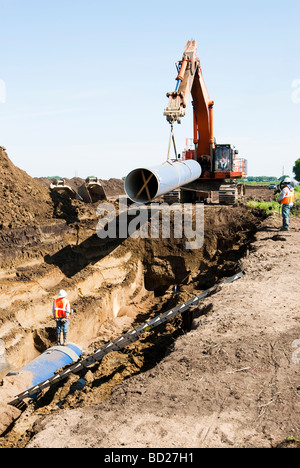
[58,289,67,298]
[283,177,291,184]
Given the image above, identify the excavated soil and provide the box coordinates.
[244,185,275,202]
[0,148,299,448]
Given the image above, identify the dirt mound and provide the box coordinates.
[36,176,125,199]
[0,148,125,269]
[100,178,125,198]
[245,185,274,202]
[59,177,125,199]
[0,147,53,228]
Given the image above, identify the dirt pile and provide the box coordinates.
[0,148,53,229]
[37,176,125,200]
[100,179,125,198]
[245,185,274,202]
[0,150,123,269]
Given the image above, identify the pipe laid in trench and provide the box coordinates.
[7,343,82,391]
[125,159,202,204]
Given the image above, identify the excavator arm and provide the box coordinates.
[164,40,215,160]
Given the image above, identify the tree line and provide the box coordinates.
[246,159,300,183]
[246,176,279,182]
[293,159,300,182]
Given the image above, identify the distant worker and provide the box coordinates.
[277,177,295,231]
[53,290,71,346]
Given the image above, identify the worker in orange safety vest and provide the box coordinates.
[52,290,71,346]
[277,177,295,231]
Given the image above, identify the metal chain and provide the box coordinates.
[167,124,178,161]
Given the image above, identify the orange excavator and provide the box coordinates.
[164,40,247,204]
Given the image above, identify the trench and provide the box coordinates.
[4,206,260,366]
[2,205,262,369]
[0,205,265,447]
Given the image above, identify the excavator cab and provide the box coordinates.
[214,144,237,173]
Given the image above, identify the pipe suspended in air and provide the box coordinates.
[125,159,202,204]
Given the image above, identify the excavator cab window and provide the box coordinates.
[214,145,233,172]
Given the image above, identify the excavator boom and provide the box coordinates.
[164,40,214,159]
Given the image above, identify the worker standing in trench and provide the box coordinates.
[52,290,71,346]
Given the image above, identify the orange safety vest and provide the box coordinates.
[280,187,295,205]
[53,298,70,319]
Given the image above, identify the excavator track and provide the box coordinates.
[219,184,238,205]
[219,183,246,205]
[9,271,245,407]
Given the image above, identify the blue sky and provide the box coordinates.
[0,0,299,180]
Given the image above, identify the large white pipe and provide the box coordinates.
[125,159,202,204]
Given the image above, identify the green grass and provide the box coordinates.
[285,436,300,447]
[247,197,300,218]
[245,181,278,186]
[247,200,281,213]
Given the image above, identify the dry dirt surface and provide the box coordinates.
[244,185,275,202]
[26,215,300,449]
